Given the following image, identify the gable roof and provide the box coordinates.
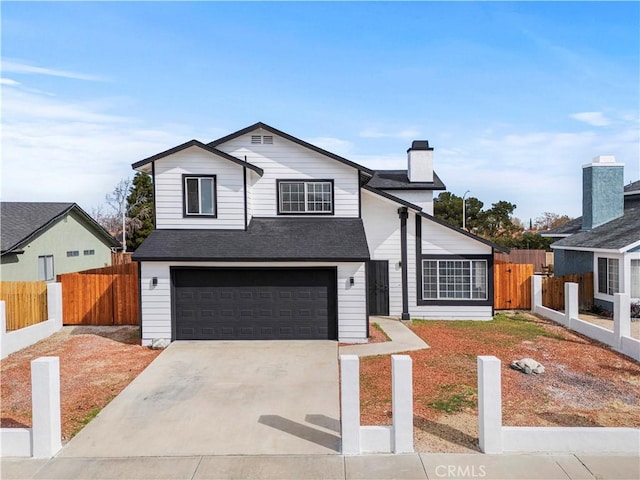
[132,139,264,175]
[132,217,370,262]
[551,204,640,252]
[625,180,640,195]
[367,170,447,191]
[361,185,508,253]
[1,202,120,255]
[208,122,375,176]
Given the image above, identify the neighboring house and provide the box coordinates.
[543,157,640,311]
[132,122,505,345]
[0,202,121,282]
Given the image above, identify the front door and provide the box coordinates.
[367,260,389,316]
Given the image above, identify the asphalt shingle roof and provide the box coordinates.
[132,217,371,262]
[552,204,640,251]
[1,202,119,254]
[366,170,446,191]
[624,180,640,193]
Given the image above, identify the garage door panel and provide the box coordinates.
[173,268,336,340]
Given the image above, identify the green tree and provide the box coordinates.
[126,173,154,251]
[433,192,483,230]
[477,201,521,241]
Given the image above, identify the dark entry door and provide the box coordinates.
[173,268,337,340]
[367,260,389,316]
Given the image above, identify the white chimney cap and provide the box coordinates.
[583,155,624,168]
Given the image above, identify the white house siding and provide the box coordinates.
[215,129,360,218]
[361,190,493,320]
[139,261,366,344]
[383,190,434,215]
[154,146,245,229]
[361,190,404,315]
[408,212,494,320]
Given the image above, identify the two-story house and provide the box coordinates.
[132,122,504,345]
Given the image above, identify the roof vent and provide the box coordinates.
[251,135,273,145]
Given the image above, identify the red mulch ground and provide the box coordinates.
[359,311,640,452]
[1,326,160,442]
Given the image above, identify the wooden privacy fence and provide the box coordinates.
[495,249,548,273]
[494,263,533,310]
[542,272,594,311]
[57,263,139,325]
[0,281,48,331]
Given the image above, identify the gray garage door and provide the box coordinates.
[172,268,337,340]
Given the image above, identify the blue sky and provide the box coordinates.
[2,1,639,223]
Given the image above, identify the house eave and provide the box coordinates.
[209,122,375,177]
[550,245,625,254]
[132,140,264,176]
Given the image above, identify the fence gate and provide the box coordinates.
[494,263,533,310]
[56,263,139,325]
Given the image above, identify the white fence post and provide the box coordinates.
[614,293,631,349]
[531,275,542,312]
[478,356,503,454]
[391,355,413,453]
[340,355,360,454]
[565,282,579,329]
[31,357,62,458]
[47,282,63,325]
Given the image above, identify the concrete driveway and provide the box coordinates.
[59,341,340,457]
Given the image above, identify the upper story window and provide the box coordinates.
[422,259,488,300]
[183,175,217,217]
[66,250,79,257]
[597,257,619,295]
[277,180,334,215]
[84,249,95,256]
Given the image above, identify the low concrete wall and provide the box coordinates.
[478,356,640,454]
[570,317,614,345]
[0,357,62,458]
[531,276,639,362]
[502,426,640,454]
[340,354,414,454]
[1,283,63,359]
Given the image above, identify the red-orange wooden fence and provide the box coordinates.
[542,272,594,311]
[494,263,534,310]
[57,263,139,325]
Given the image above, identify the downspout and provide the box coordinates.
[399,207,410,320]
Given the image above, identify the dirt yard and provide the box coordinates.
[1,326,160,442]
[3,315,638,452]
[359,311,640,453]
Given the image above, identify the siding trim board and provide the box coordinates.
[399,207,410,320]
[151,161,157,228]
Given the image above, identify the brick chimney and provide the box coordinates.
[582,155,624,230]
[407,140,433,183]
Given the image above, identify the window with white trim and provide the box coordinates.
[630,259,640,298]
[184,175,216,216]
[422,259,488,300]
[38,255,54,281]
[278,180,333,214]
[597,257,619,295]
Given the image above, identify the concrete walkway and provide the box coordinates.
[3,452,638,479]
[339,316,428,357]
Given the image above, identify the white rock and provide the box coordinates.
[151,338,170,350]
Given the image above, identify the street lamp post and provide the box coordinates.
[122,196,127,252]
[462,190,470,231]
